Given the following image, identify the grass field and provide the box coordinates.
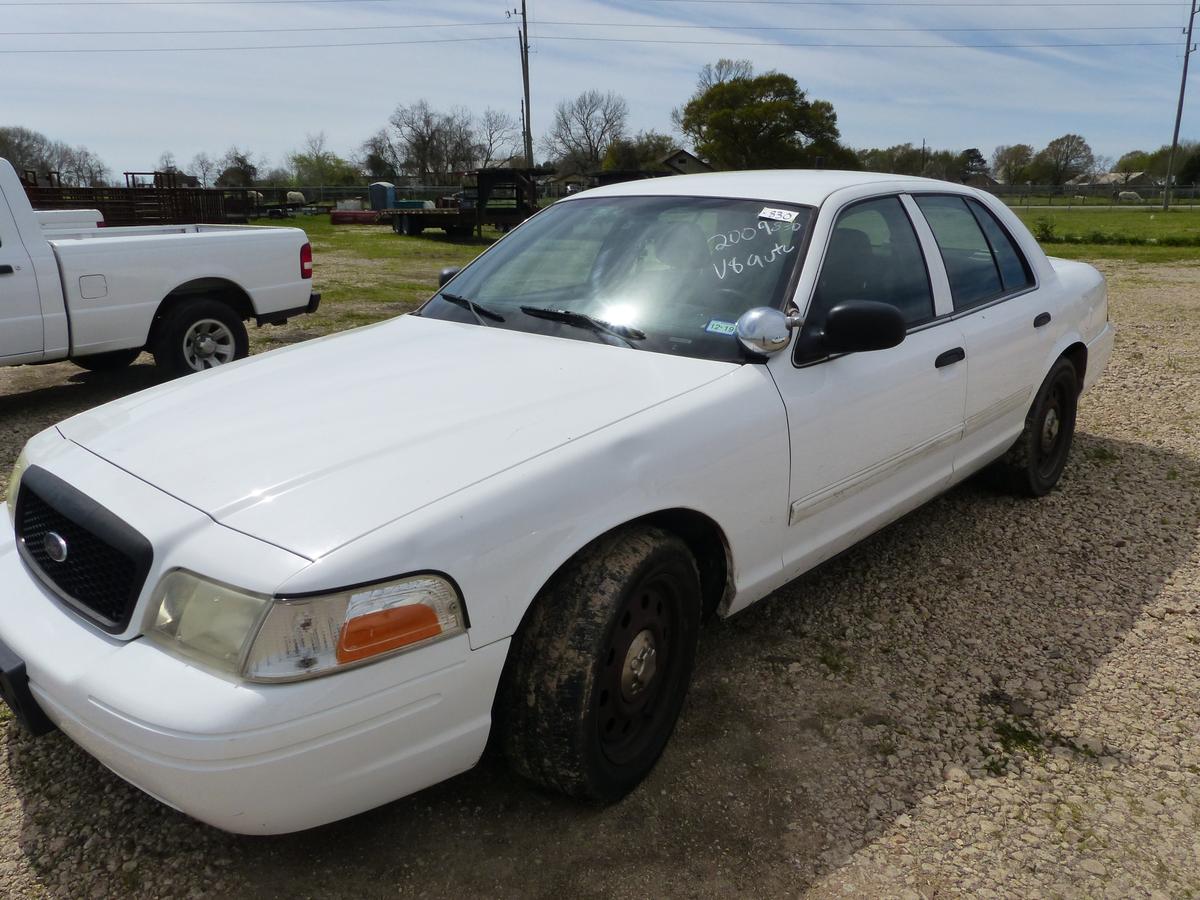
[252,205,1198,336]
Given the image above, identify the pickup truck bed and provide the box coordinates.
[0,158,319,376]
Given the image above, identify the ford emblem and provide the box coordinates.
[43,532,68,564]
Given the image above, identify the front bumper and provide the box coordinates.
[0,509,506,834]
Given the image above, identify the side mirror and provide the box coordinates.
[821,301,906,354]
[438,267,461,288]
[735,307,804,357]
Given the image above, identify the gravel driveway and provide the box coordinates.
[0,260,1196,899]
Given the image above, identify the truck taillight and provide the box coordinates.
[300,242,313,280]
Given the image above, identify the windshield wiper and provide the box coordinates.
[519,306,646,347]
[440,291,505,325]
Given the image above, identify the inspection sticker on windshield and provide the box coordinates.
[758,207,799,223]
[705,319,738,335]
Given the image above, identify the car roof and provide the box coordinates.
[564,170,946,207]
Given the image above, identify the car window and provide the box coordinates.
[913,195,1004,310]
[966,198,1034,293]
[808,196,934,327]
[419,196,812,363]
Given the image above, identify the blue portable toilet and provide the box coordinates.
[368,182,396,211]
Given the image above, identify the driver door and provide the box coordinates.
[768,194,967,579]
[0,190,43,361]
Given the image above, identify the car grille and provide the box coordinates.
[15,467,153,633]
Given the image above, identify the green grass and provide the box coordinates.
[1011,207,1200,263]
[250,214,498,333]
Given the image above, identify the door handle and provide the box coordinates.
[1034,312,1052,328]
[935,347,966,368]
[0,265,14,275]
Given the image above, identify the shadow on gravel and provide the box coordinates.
[3,430,1197,898]
[0,362,167,441]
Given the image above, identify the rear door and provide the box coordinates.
[0,189,43,361]
[910,193,1053,473]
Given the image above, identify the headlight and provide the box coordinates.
[148,570,465,682]
[5,447,30,526]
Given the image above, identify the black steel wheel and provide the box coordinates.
[501,525,701,802]
[993,357,1079,497]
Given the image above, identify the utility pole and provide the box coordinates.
[1163,0,1198,210]
[509,2,533,166]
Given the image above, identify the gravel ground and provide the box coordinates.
[0,259,1197,898]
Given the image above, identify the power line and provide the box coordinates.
[0,36,512,52]
[0,0,1184,4]
[538,35,1178,48]
[3,23,1182,36]
[0,35,1174,52]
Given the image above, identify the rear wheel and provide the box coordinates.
[152,298,249,376]
[501,525,701,802]
[993,357,1079,496]
[73,349,141,372]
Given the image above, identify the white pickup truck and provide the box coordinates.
[0,158,319,375]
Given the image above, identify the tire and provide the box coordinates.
[73,349,141,372]
[400,215,422,237]
[501,525,702,803]
[152,298,249,376]
[993,357,1079,497]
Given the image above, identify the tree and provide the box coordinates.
[543,90,629,174]
[678,64,848,170]
[1179,147,1200,186]
[157,151,178,173]
[956,148,990,181]
[602,130,676,172]
[215,146,258,187]
[478,108,519,168]
[190,152,216,187]
[358,130,400,181]
[287,131,361,186]
[1030,134,1094,186]
[388,100,479,182]
[0,126,110,186]
[991,144,1034,184]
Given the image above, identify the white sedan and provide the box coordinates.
[0,171,1112,834]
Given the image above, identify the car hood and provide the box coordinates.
[59,316,736,559]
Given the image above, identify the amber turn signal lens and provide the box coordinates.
[336,604,443,664]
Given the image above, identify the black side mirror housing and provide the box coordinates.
[821,300,906,354]
[438,267,461,288]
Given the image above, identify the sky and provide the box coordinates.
[3,0,1196,175]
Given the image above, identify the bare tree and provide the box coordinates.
[0,126,110,186]
[389,100,446,182]
[697,58,754,92]
[543,90,629,173]
[359,130,400,180]
[157,151,178,173]
[190,152,215,187]
[478,108,518,168]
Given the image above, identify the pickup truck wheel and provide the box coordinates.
[73,349,141,372]
[501,525,701,802]
[153,299,249,375]
[994,357,1079,497]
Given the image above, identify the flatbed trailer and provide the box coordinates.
[385,167,547,239]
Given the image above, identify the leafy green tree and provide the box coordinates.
[1177,147,1200,186]
[991,144,1034,184]
[1030,134,1094,185]
[956,148,990,181]
[678,65,850,170]
[601,130,676,171]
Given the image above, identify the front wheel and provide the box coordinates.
[993,357,1079,496]
[501,525,702,802]
[152,298,249,376]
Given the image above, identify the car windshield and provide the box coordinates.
[418,195,813,363]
